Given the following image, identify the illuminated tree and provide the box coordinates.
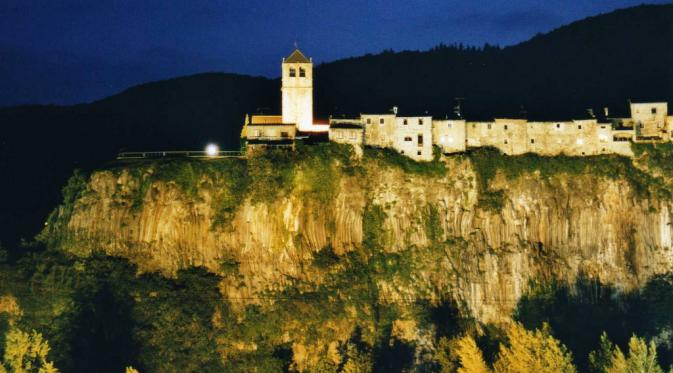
[1,327,58,373]
[596,335,663,373]
[456,335,491,373]
[492,322,575,373]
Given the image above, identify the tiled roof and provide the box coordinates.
[250,115,283,124]
[285,49,310,63]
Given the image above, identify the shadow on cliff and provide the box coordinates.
[514,274,673,370]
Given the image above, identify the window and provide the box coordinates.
[379,118,384,124]
[281,131,289,138]
[504,125,508,130]
[600,125,606,129]
[417,150,422,156]
[419,119,424,125]
[578,125,582,129]
[487,124,492,130]
[556,123,561,129]
[652,107,657,114]
[418,134,423,145]
[472,124,476,128]
[447,123,452,128]
[401,150,405,154]
[531,139,535,144]
[299,67,306,77]
[504,139,508,144]
[366,118,371,124]
[289,68,296,77]
[403,119,408,125]
[404,136,412,141]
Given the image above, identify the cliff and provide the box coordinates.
[38,143,673,369]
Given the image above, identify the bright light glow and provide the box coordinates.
[576,138,585,145]
[447,137,454,143]
[599,134,608,142]
[205,143,219,157]
[439,136,446,144]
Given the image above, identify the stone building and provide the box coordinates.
[328,118,363,145]
[243,48,671,161]
[432,119,466,154]
[394,116,433,161]
[630,102,669,141]
[242,115,296,150]
[281,49,314,132]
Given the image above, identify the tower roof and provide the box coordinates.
[284,48,310,63]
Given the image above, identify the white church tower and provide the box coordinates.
[282,48,314,132]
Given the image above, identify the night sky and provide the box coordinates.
[1,0,670,106]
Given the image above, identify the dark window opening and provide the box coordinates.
[487,124,492,130]
[379,118,384,124]
[504,139,508,144]
[289,68,296,77]
[652,107,657,114]
[418,134,423,145]
[531,139,535,144]
[578,125,582,129]
[417,150,422,156]
[504,125,508,130]
[404,136,412,141]
[281,132,289,138]
[556,123,561,129]
[419,119,424,125]
[403,119,408,125]
[366,118,371,124]
[299,67,306,77]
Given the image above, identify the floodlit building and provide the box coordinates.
[242,48,672,160]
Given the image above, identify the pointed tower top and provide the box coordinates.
[284,48,310,63]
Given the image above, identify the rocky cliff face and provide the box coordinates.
[40,145,673,329]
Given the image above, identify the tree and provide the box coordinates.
[342,342,372,373]
[1,327,58,373]
[588,333,615,373]
[456,335,490,373]
[492,322,575,373]
[595,335,664,373]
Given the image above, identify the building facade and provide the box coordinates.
[244,49,672,161]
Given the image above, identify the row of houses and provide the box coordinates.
[241,48,671,161]
[326,102,671,161]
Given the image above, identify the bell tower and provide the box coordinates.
[282,48,313,132]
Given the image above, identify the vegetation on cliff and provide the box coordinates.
[11,144,673,371]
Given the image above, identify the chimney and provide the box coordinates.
[392,106,398,115]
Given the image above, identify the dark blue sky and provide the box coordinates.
[0,0,669,106]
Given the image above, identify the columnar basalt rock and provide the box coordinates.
[41,153,673,324]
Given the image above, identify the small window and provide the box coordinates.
[366,118,371,124]
[418,134,423,145]
[419,119,424,125]
[578,125,582,129]
[417,150,422,156]
[472,124,476,128]
[404,136,412,141]
[299,67,306,77]
[289,68,296,77]
[403,119,408,125]
[379,118,384,124]
[504,139,508,144]
[600,125,606,129]
[581,152,585,155]
[652,107,657,114]
[487,124,492,130]
[556,123,561,129]
[531,139,535,144]
[504,125,508,130]
[401,150,405,154]
[281,131,289,138]
[447,123,452,129]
